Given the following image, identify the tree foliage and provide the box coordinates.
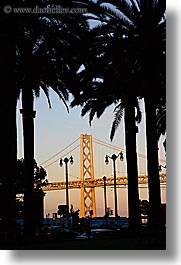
[71,0,166,138]
[16,158,48,219]
[16,0,90,108]
[16,158,48,194]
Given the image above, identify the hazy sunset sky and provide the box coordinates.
[17,89,166,217]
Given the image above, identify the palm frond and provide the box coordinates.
[39,83,52,109]
[110,102,124,141]
[81,100,97,124]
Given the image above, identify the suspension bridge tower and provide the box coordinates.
[80,134,96,218]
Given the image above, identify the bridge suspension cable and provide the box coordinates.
[93,137,166,163]
[41,144,80,168]
[93,138,125,153]
[40,137,80,167]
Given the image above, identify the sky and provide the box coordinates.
[17,88,166,218]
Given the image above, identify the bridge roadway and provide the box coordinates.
[42,173,166,191]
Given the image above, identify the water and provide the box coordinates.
[16,216,129,228]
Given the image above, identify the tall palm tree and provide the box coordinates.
[16,0,90,238]
[129,0,166,227]
[71,18,143,228]
[111,98,143,229]
[0,2,17,244]
[104,0,166,227]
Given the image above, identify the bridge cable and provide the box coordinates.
[40,137,80,166]
[42,144,80,168]
[93,137,166,163]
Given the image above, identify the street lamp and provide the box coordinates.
[59,156,74,215]
[103,176,108,225]
[105,152,124,225]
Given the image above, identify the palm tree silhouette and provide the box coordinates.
[71,2,143,229]
[16,0,89,238]
[0,1,17,243]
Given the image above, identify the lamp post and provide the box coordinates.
[59,156,73,215]
[105,152,124,225]
[103,176,108,225]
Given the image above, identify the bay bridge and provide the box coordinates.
[41,134,166,218]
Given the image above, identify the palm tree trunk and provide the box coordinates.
[144,96,161,228]
[124,104,141,230]
[21,82,36,239]
[0,5,17,245]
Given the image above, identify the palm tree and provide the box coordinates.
[71,20,143,228]
[16,0,90,238]
[102,0,166,228]
[111,98,143,229]
[0,0,89,242]
[129,0,166,227]
[71,0,148,229]
[0,2,17,243]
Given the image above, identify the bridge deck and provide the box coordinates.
[43,173,166,191]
